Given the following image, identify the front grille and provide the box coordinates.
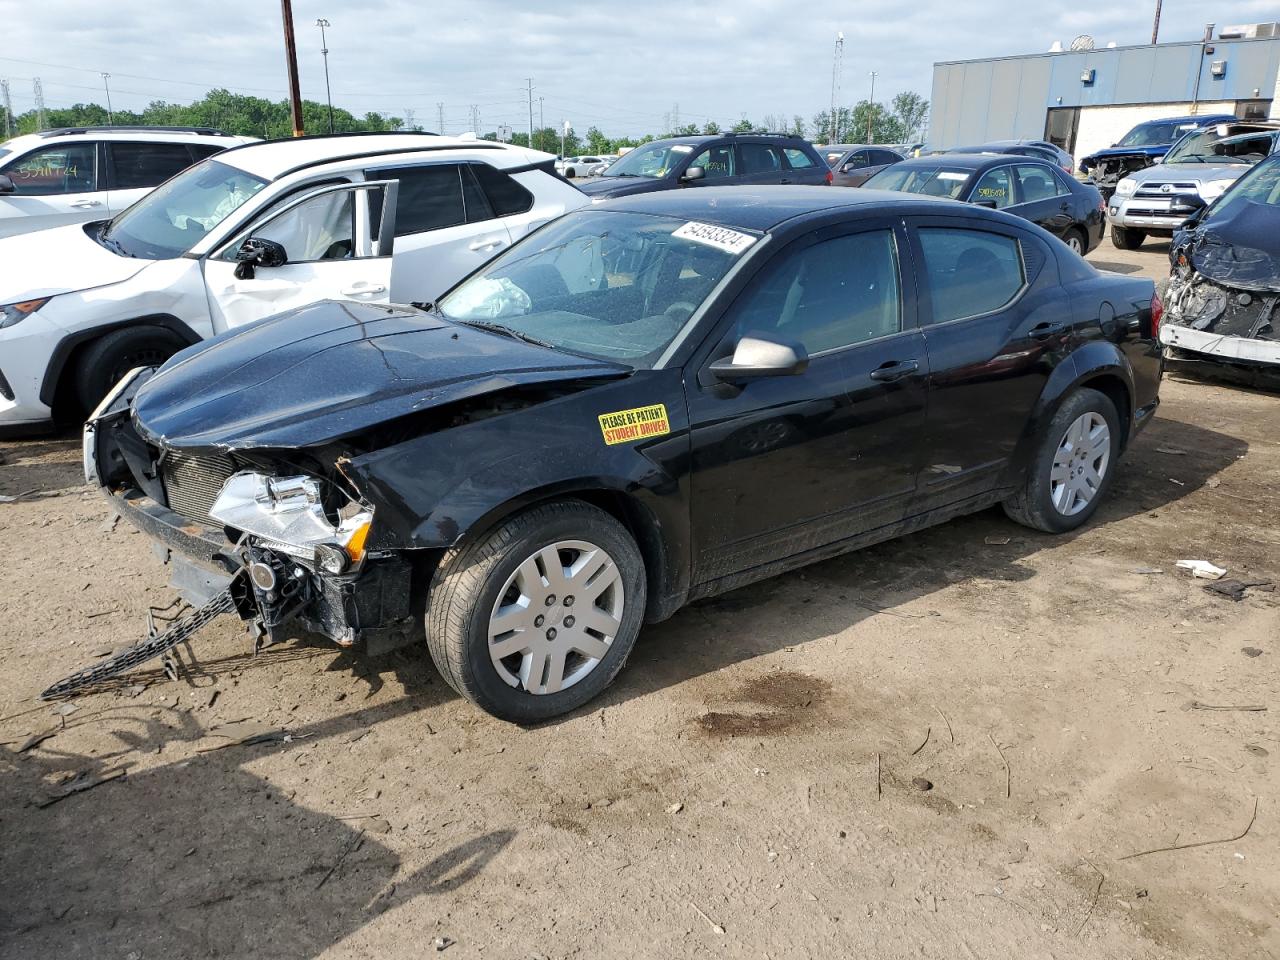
[1135,180,1198,198]
[161,453,237,524]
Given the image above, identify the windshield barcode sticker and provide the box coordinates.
[672,221,757,255]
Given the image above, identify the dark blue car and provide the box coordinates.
[1079,114,1236,199]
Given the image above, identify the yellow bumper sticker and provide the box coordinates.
[598,403,671,445]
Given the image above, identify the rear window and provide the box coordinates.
[784,148,816,169]
[864,164,970,199]
[470,162,534,216]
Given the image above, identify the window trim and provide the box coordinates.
[689,218,916,382]
[907,218,1030,328]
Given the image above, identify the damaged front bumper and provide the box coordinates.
[1160,272,1280,383]
[84,371,417,654]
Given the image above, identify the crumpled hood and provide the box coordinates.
[1081,145,1168,166]
[0,222,151,301]
[575,176,671,199]
[1180,201,1280,291]
[133,299,629,451]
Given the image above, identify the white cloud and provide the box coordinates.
[0,0,1271,137]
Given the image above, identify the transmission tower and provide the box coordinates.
[1,80,12,140]
[672,102,679,131]
[829,32,844,144]
[33,77,47,132]
[437,101,445,134]
[470,104,479,134]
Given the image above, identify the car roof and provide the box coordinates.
[595,184,964,231]
[1,128,255,153]
[212,133,548,180]
[892,153,1048,172]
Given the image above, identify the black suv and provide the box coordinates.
[577,134,830,199]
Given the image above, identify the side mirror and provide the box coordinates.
[974,199,998,209]
[0,174,14,194]
[709,335,808,382]
[232,237,288,280]
[681,165,706,183]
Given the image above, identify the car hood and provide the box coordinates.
[1127,162,1251,184]
[0,222,152,301]
[1082,145,1168,165]
[132,299,630,452]
[575,177,669,199]
[1177,201,1280,291]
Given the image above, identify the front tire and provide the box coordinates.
[1003,388,1121,534]
[426,500,646,723]
[74,325,188,413]
[1110,225,1146,250]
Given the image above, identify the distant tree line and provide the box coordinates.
[3,88,928,152]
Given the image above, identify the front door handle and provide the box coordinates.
[869,359,920,382]
[468,236,506,252]
[71,199,103,209]
[1030,321,1066,340]
[340,283,387,297]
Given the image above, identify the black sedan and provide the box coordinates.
[864,154,1106,255]
[86,188,1161,722]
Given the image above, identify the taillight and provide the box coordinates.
[825,169,833,185]
[1150,288,1164,338]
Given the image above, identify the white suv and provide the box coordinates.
[0,126,256,239]
[0,133,587,433]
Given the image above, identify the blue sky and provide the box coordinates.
[1,0,1276,137]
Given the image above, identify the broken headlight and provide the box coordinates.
[209,472,372,573]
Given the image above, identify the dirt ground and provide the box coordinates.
[1,236,1277,960]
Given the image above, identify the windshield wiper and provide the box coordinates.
[457,320,555,349]
[96,229,133,258]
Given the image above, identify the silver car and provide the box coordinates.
[1108,122,1280,249]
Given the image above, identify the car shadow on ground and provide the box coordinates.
[2,700,515,959]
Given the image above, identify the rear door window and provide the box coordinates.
[917,227,1025,324]
[108,141,195,189]
[373,164,467,236]
[783,148,816,169]
[739,143,785,175]
[1013,164,1066,203]
[971,166,1014,208]
[469,162,535,216]
[4,142,98,194]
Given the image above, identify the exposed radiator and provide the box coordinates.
[161,453,237,524]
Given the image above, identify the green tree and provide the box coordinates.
[585,126,610,153]
[890,92,929,142]
[701,120,721,135]
[674,123,700,137]
[851,100,903,144]
[789,115,807,138]
[731,117,754,133]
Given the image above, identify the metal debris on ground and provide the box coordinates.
[984,535,1011,545]
[1131,567,1162,575]
[1203,579,1273,602]
[1175,559,1227,580]
[433,936,455,951]
[195,721,286,751]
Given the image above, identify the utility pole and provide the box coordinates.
[866,71,878,143]
[1189,22,1215,114]
[280,0,305,137]
[1150,0,1162,44]
[538,96,545,148]
[525,78,534,149]
[315,18,334,133]
[561,119,569,159]
[101,73,113,125]
[0,80,11,140]
[830,32,844,144]
[437,101,444,134]
[672,102,679,132]
[33,78,46,132]
[470,105,479,134]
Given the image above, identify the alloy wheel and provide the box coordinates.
[1066,234,1083,254]
[488,539,625,695]
[1049,412,1110,516]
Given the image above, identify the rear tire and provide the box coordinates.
[1110,225,1146,250]
[1062,227,1087,256]
[426,500,646,723]
[73,325,188,413]
[1003,388,1121,534]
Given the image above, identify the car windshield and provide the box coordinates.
[1204,156,1280,222]
[863,164,970,199]
[1165,128,1257,164]
[603,142,695,179]
[99,159,268,260]
[438,209,755,368]
[1117,121,1193,147]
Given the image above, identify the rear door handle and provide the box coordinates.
[869,359,919,382]
[1030,322,1065,340]
[340,283,387,297]
[70,199,103,209]
[468,236,506,252]
[779,178,793,185]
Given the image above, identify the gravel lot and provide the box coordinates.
[2,236,1277,960]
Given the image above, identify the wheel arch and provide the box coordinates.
[446,482,682,624]
[41,314,201,411]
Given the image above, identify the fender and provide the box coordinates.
[343,371,693,621]
[39,314,202,407]
[1006,339,1136,485]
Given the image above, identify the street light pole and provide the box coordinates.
[101,73,113,125]
[315,18,334,133]
[866,71,877,143]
